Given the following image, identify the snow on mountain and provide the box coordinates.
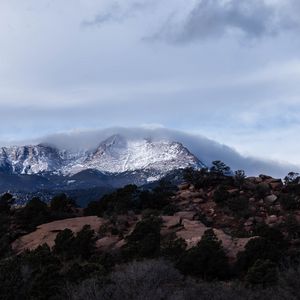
[0,135,205,179]
[0,144,62,174]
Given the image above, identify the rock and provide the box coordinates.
[255,177,263,183]
[243,182,256,191]
[228,189,239,195]
[259,174,273,180]
[189,185,195,191]
[244,220,253,227]
[162,216,181,228]
[12,216,104,254]
[193,198,204,204]
[265,194,278,204]
[267,215,278,224]
[179,183,190,191]
[249,197,256,203]
[175,211,196,221]
[247,177,258,183]
[254,216,264,224]
[96,236,120,250]
[180,191,193,199]
[269,181,283,190]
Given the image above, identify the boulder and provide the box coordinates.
[175,211,196,221]
[96,236,120,251]
[267,215,278,224]
[162,216,181,229]
[265,194,278,204]
[12,216,104,254]
[179,183,190,191]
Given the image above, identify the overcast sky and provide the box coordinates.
[1,0,300,166]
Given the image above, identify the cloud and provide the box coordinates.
[33,127,299,178]
[82,1,156,27]
[153,0,300,43]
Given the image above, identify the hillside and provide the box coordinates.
[2,166,300,299]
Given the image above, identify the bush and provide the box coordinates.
[65,260,182,300]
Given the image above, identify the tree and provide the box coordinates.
[73,225,97,260]
[245,259,278,287]
[17,197,50,230]
[234,170,246,189]
[123,216,162,259]
[177,229,230,280]
[0,192,14,213]
[284,172,300,185]
[53,229,75,260]
[161,237,187,261]
[236,233,286,273]
[279,194,300,210]
[210,160,231,176]
[213,185,230,205]
[85,185,138,216]
[50,193,76,213]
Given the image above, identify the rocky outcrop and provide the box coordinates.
[12,216,104,254]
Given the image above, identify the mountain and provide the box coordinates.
[0,135,205,197]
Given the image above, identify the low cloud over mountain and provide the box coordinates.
[33,127,299,178]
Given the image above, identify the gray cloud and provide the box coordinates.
[35,127,299,178]
[153,0,300,43]
[82,1,156,27]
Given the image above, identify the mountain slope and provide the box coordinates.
[0,135,205,181]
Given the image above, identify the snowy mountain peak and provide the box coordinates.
[0,135,205,180]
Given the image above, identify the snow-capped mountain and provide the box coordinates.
[0,135,205,180]
[0,144,62,174]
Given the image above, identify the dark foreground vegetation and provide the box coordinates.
[2,162,300,299]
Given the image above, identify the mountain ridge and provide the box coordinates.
[0,134,205,181]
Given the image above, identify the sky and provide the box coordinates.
[1,0,300,168]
